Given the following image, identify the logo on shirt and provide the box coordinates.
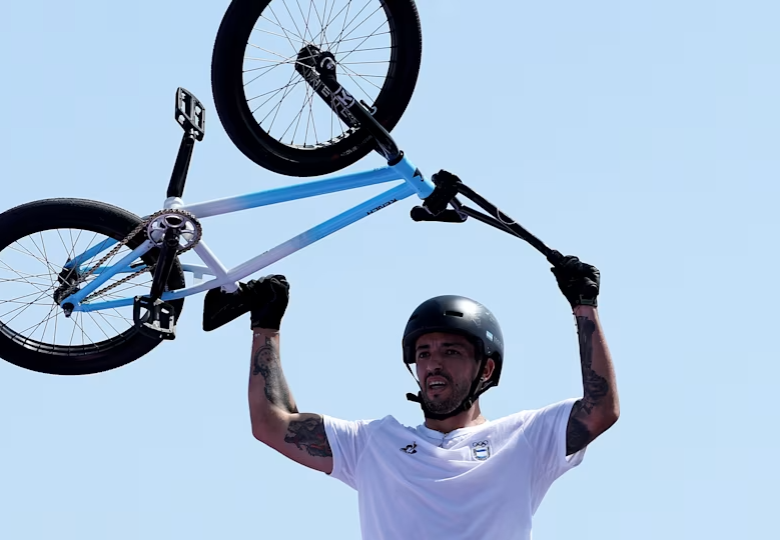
[400,442,418,454]
[471,440,491,461]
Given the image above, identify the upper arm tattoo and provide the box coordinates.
[566,400,590,455]
[566,315,609,455]
[250,339,332,460]
[284,416,333,457]
[252,337,298,413]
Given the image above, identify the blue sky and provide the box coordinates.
[1,1,778,538]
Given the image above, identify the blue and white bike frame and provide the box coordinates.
[60,154,435,314]
[58,83,559,321]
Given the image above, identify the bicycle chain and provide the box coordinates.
[65,208,202,304]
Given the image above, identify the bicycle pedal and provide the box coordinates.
[133,296,177,340]
[175,87,205,140]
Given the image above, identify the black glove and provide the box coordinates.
[243,274,290,330]
[549,252,600,308]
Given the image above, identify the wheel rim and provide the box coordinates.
[242,0,395,150]
[0,227,157,357]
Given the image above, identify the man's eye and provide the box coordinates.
[446,349,461,355]
[417,351,429,359]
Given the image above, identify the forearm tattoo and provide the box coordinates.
[285,416,333,457]
[566,315,609,455]
[252,337,298,413]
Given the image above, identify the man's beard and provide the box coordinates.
[422,377,473,415]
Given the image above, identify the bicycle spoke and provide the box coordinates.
[0,290,52,321]
[276,2,306,47]
[312,0,348,48]
[71,312,96,350]
[247,79,304,103]
[8,241,56,272]
[16,303,61,338]
[295,0,317,45]
[339,60,388,65]
[33,301,59,346]
[333,0,372,54]
[251,78,297,115]
[323,30,391,47]
[303,84,314,146]
[281,84,313,143]
[247,42,297,62]
[0,272,53,289]
[259,14,305,44]
[309,87,320,145]
[0,259,52,296]
[243,57,301,87]
[337,1,380,49]
[319,0,337,49]
[84,309,116,342]
[259,68,301,129]
[338,62,378,99]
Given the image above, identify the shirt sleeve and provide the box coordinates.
[522,398,586,510]
[322,415,373,490]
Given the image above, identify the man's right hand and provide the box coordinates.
[244,274,289,330]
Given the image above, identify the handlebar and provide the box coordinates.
[413,170,564,267]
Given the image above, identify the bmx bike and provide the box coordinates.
[0,0,562,376]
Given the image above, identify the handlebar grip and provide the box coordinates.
[410,207,467,223]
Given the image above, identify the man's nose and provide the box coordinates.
[426,352,445,368]
[426,365,443,375]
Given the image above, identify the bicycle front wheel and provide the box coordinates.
[211,0,423,177]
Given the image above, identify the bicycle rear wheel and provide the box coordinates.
[211,0,422,177]
[0,198,186,375]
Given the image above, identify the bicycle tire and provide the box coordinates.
[0,198,186,375]
[211,0,422,177]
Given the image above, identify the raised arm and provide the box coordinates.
[242,275,333,474]
[550,254,620,456]
[249,328,333,473]
[566,305,619,455]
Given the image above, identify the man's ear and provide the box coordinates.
[480,357,496,381]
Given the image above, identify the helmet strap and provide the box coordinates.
[405,355,493,421]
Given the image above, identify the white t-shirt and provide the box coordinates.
[323,398,585,540]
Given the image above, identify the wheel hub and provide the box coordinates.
[53,265,80,305]
[296,45,337,82]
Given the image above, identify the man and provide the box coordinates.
[205,253,619,539]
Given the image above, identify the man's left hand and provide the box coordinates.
[550,252,600,309]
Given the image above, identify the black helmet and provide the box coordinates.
[402,295,504,419]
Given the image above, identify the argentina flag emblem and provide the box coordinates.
[472,440,491,461]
